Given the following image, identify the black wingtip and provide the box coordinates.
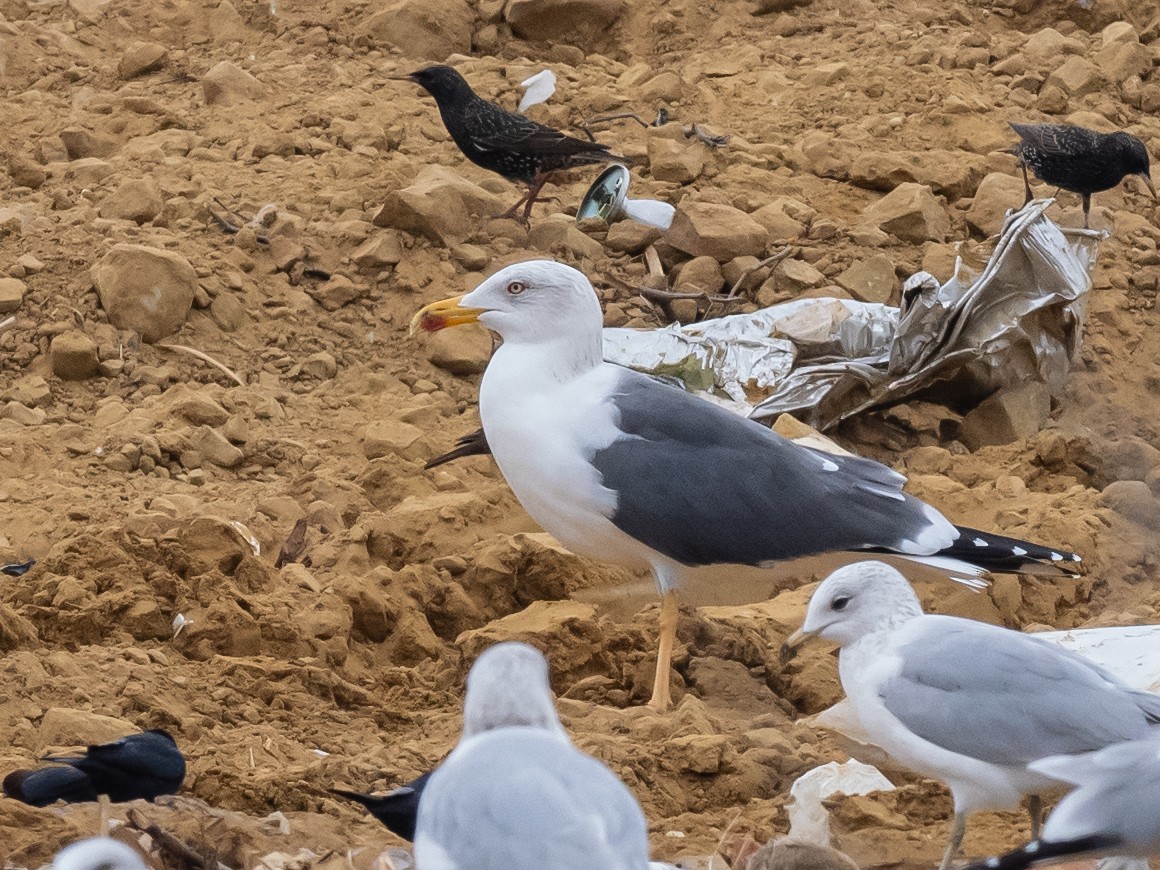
[942,526,1082,576]
[424,428,491,470]
[959,834,1123,870]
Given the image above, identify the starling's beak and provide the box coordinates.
[389,72,418,82]
[1140,172,1157,199]
[778,627,815,664]
[410,295,487,336]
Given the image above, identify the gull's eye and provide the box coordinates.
[831,594,851,612]
[506,281,526,296]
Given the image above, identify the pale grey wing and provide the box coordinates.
[879,618,1160,767]
[590,369,952,568]
[1038,738,1160,851]
[415,728,648,870]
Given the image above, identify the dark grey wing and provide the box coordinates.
[416,729,648,870]
[475,120,611,157]
[590,370,951,567]
[880,617,1160,767]
[1010,123,1098,157]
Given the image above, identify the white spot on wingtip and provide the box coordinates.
[973,537,987,547]
[987,859,1000,868]
[1027,842,1040,854]
[1050,552,1063,561]
[821,458,839,472]
[1012,546,1027,556]
[1072,554,1082,562]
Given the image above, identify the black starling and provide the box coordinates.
[36,729,185,802]
[1010,122,1156,228]
[330,770,432,841]
[3,765,98,806]
[396,65,619,223]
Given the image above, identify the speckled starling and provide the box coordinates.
[397,65,618,223]
[1010,122,1156,228]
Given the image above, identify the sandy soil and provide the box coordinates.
[1,0,1159,865]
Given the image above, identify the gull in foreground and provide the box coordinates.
[413,641,649,870]
[784,560,1160,870]
[413,259,1081,711]
[961,737,1160,870]
[53,837,149,870]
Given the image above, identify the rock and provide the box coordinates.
[862,183,950,244]
[848,149,987,200]
[91,244,198,343]
[772,258,826,293]
[357,0,473,61]
[674,256,724,295]
[0,277,25,313]
[7,155,46,189]
[363,419,430,461]
[528,215,605,260]
[50,331,100,380]
[750,202,805,241]
[0,602,37,652]
[202,61,266,106]
[0,401,46,425]
[753,0,812,12]
[351,232,404,269]
[59,128,116,160]
[665,202,768,262]
[186,426,244,467]
[1024,27,1084,60]
[300,351,338,379]
[209,293,247,331]
[166,386,229,426]
[959,382,1051,449]
[375,166,505,245]
[306,275,366,311]
[457,599,601,660]
[98,177,164,224]
[505,0,626,43]
[665,733,730,774]
[65,157,116,186]
[604,220,662,254]
[748,838,860,870]
[4,375,51,407]
[1095,41,1153,84]
[179,516,251,573]
[118,41,168,79]
[836,254,896,303]
[38,708,135,750]
[1046,56,1105,97]
[647,137,704,184]
[207,0,251,43]
[802,61,849,86]
[427,324,492,375]
[965,172,1026,237]
[1101,21,1139,47]
[1099,480,1160,530]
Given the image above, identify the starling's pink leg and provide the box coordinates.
[1082,193,1091,229]
[1020,162,1033,205]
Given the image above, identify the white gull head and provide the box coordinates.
[53,837,149,870]
[461,641,569,741]
[799,560,924,647]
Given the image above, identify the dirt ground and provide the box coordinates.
[2,0,1160,865]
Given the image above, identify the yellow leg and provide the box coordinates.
[647,589,679,712]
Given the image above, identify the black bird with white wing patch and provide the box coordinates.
[397,65,619,223]
[1010,122,1155,228]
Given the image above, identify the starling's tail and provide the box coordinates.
[958,835,1122,870]
[936,526,1082,576]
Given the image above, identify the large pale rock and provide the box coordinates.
[38,708,135,751]
[1046,56,1105,97]
[665,202,768,262]
[1024,27,1084,60]
[647,137,704,184]
[966,172,1026,237]
[848,149,987,200]
[357,0,473,60]
[64,157,115,186]
[836,254,895,303]
[50,330,100,380]
[0,277,25,313]
[185,425,244,467]
[1095,41,1153,84]
[426,325,493,375]
[960,382,1051,449]
[202,61,266,106]
[861,183,950,243]
[528,214,604,260]
[91,244,197,343]
[363,419,430,461]
[98,177,164,224]
[374,166,504,245]
[118,41,168,79]
[505,0,625,43]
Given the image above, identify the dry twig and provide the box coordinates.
[726,248,794,298]
[126,808,220,870]
[156,343,245,387]
[0,316,16,334]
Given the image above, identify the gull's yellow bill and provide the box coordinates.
[410,295,487,336]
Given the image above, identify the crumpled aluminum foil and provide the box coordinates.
[602,200,1102,429]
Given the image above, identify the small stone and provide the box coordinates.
[64,157,116,186]
[167,387,229,426]
[357,0,473,61]
[92,244,197,343]
[1101,21,1139,48]
[7,155,46,190]
[0,277,26,313]
[351,232,404,269]
[98,177,164,224]
[802,61,849,86]
[363,419,430,461]
[59,128,116,160]
[1098,480,1160,530]
[118,41,168,79]
[4,375,51,408]
[0,401,46,425]
[50,330,100,380]
[307,275,366,311]
[16,254,44,274]
[427,324,493,375]
[1045,56,1105,97]
[185,425,244,467]
[966,172,1026,237]
[772,257,826,293]
[210,293,247,332]
[505,0,626,43]
[647,137,705,184]
[836,254,896,303]
[862,182,951,243]
[665,202,768,262]
[604,220,662,254]
[375,166,505,245]
[749,203,805,241]
[300,351,338,379]
[960,382,1051,449]
[528,215,605,260]
[673,256,724,295]
[202,60,266,106]
[1024,27,1084,60]
[39,708,135,750]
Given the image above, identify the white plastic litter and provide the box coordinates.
[518,69,557,113]
[786,760,896,847]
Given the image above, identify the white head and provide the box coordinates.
[53,837,149,870]
[461,641,568,741]
[789,561,924,649]
[412,260,604,357]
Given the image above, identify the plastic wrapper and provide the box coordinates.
[602,200,1103,429]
